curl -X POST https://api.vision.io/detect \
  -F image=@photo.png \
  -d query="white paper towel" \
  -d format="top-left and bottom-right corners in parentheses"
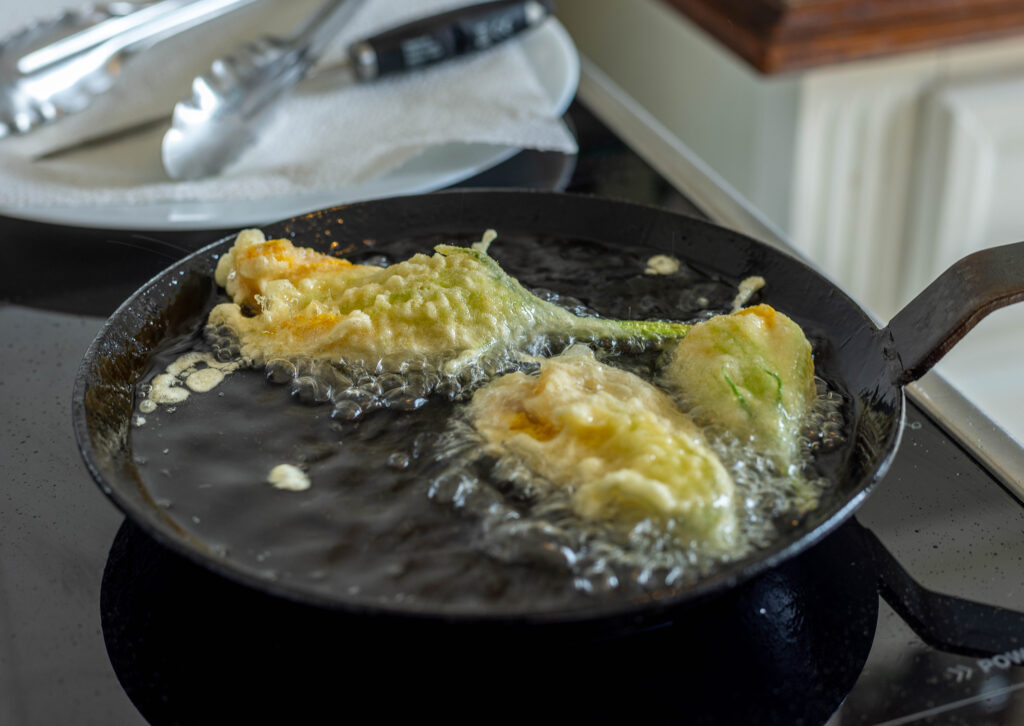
top-left (0, 0), bottom-right (577, 209)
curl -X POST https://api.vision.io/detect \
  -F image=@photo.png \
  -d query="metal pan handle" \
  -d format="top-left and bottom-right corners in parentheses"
top-left (884, 241), bottom-right (1024, 385)
top-left (854, 520), bottom-right (1024, 658)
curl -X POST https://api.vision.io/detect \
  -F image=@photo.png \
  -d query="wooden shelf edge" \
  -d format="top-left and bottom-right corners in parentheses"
top-left (660, 0), bottom-right (1024, 74)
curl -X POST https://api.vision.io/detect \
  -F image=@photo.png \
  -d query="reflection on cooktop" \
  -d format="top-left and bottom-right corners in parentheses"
top-left (100, 520), bottom-right (877, 726)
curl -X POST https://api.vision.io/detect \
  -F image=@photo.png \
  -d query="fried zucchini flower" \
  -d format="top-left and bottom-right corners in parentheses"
top-left (468, 346), bottom-right (737, 549)
top-left (664, 304), bottom-right (816, 469)
top-left (208, 229), bottom-right (690, 372)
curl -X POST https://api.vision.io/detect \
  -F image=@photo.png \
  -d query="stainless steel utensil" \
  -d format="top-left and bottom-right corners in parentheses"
top-left (162, 0), bottom-right (368, 180)
top-left (0, 0), bottom-right (261, 139)
top-left (162, 0), bottom-right (552, 180)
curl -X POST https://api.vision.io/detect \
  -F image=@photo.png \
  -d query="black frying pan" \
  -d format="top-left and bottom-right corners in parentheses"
top-left (72, 189), bottom-right (1024, 628)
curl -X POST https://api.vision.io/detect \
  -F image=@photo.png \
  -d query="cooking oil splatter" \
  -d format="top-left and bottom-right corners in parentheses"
top-left (137, 351), bottom-right (242, 421)
top-left (268, 464), bottom-right (311, 491)
top-left (644, 254), bottom-right (680, 275)
top-left (731, 276), bottom-right (766, 312)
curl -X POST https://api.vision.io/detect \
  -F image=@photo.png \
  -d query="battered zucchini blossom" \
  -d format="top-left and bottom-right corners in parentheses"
top-left (208, 229), bottom-right (690, 373)
top-left (664, 304), bottom-right (816, 470)
top-left (468, 345), bottom-right (738, 550)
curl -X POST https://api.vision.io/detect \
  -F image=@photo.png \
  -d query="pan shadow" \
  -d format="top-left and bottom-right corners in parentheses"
top-left (99, 519), bottom-right (878, 725)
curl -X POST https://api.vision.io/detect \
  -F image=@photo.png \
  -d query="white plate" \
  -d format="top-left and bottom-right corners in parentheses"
top-left (3, 19), bottom-right (579, 231)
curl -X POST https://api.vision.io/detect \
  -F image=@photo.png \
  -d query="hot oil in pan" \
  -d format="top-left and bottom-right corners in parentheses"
top-left (130, 234), bottom-right (847, 613)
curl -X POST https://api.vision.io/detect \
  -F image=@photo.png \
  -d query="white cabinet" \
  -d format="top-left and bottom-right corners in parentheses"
top-left (558, 0), bottom-right (1024, 441)
top-left (907, 72), bottom-right (1024, 294)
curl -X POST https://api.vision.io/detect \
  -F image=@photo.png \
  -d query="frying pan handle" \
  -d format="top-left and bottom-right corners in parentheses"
top-left (884, 241), bottom-right (1024, 385)
top-left (855, 520), bottom-right (1024, 658)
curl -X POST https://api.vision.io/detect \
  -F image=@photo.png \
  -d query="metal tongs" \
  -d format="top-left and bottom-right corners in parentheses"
top-left (3, 0), bottom-right (553, 178)
top-left (0, 0), bottom-right (262, 138)
top-left (162, 0), bottom-right (368, 179)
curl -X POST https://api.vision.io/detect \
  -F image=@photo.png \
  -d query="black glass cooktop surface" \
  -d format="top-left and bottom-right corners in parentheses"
top-left (2, 103), bottom-right (1023, 725)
